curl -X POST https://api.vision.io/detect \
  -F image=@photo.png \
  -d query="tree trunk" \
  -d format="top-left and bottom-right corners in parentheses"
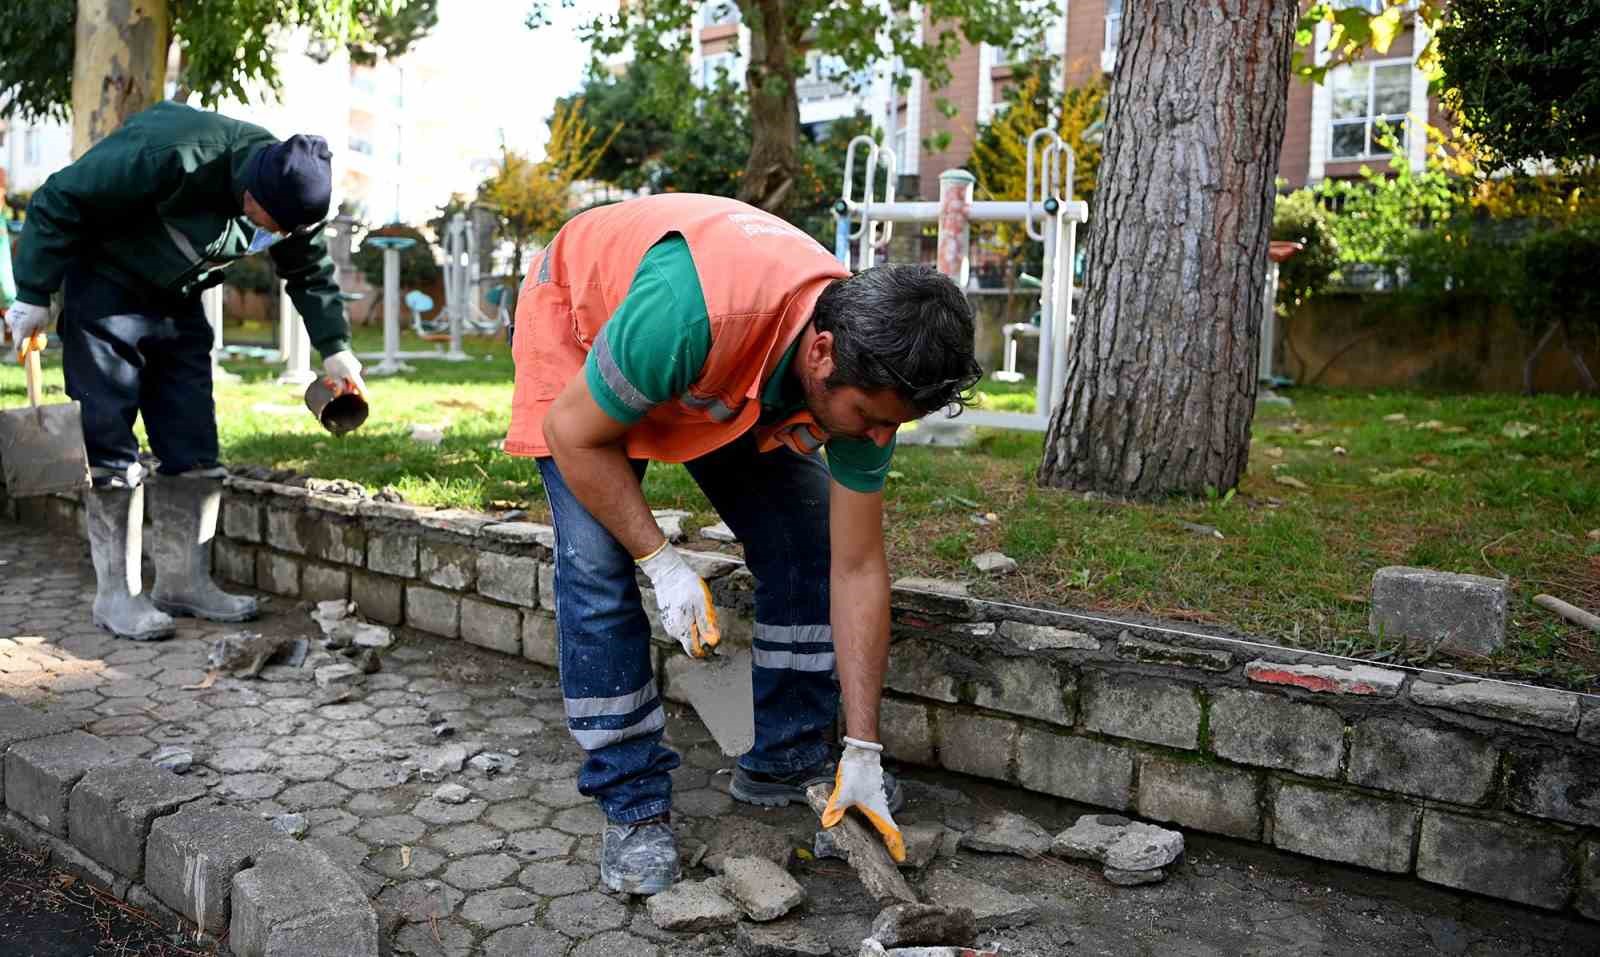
top-left (736, 0), bottom-right (800, 214)
top-left (1037, 0), bottom-right (1297, 498)
top-left (71, 0), bottom-right (170, 158)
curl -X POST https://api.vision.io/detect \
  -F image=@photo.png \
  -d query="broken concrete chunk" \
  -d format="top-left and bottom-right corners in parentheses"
top-left (700, 521), bottom-right (738, 543)
top-left (313, 599), bottom-right (353, 624)
top-left (653, 509), bottom-right (689, 543)
top-left (433, 783), bottom-right (471, 805)
top-left (898, 824), bottom-right (956, 870)
top-left (151, 745), bottom-right (193, 774)
top-left (1104, 866), bottom-right (1166, 886)
top-left (417, 743), bottom-right (469, 782)
top-left (1049, 814), bottom-right (1132, 862)
top-left (720, 856), bottom-right (806, 922)
top-left (871, 903), bottom-right (978, 948)
top-left (645, 877), bottom-right (740, 931)
top-left (921, 872), bottom-right (1037, 930)
top-left (806, 783), bottom-right (918, 905)
top-left (314, 662), bottom-right (365, 689)
top-left (814, 829), bottom-right (845, 861)
top-left (961, 811), bottom-right (1052, 859)
top-left (1051, 815), bottom-right (1183, 872)
top-left (970, 551), bottom-right (1018, 576)
top-left (269, 813), bottom-right (308, 838)
top-left (736, 922), bottom-right (831, 956)
top-left (469, 752), bottom-right (516, 775)
top-left (703, 817), bottom-right (795, 873)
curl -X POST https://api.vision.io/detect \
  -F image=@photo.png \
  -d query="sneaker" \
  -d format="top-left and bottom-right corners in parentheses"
top-left (730, 760), bottom-right (904, 812)
top-left (600, 815), bottom-right (680, 895)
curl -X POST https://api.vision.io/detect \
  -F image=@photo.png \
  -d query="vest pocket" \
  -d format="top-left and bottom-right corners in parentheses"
top-left (516, 281), bottom-right (583, 401)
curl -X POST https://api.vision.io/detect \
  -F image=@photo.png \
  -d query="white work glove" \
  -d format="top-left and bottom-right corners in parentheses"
top-left (5, 302), bottom-right (50, 360)
top-left (822, 737), bottom-right (905, 862)
top-left (322, 349), bottom-right (367, 396)
top-left (637, 542), bottom-right (721, 659)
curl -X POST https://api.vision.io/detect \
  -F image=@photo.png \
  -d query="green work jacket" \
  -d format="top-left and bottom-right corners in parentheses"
top-left (13, 101), bottom-right (350, 357)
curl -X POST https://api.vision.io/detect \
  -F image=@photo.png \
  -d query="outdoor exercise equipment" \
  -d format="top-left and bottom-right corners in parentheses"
top-left (1260, 240), bottom-right (1304, 388)
top-left (362, 234), bottom-right (420, 376)
top-left (833, 128), bottom-right (1089, 433)
top-left (992, 272), bottom-right (1043, 384)
top-left (276, 277), bottom-right (316, 387)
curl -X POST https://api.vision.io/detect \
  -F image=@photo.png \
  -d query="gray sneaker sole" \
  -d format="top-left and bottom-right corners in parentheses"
top-left (730, 770), bottom-right (905, 812)
top-left (600, 865), bottom-right (681, 896)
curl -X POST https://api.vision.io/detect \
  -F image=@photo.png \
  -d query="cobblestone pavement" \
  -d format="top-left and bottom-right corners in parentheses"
top-left (2, 521), bottom-right (1597, 957)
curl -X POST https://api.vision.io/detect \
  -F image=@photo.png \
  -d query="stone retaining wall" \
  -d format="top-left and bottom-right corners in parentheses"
top-left (6, 479), bottom-right (1598, 920)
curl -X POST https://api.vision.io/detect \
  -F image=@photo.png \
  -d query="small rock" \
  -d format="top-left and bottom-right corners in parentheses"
top-left (962, 811), bottom-right (1052, 859)
top-left (270, 813), bottom-right (308, 838)
top-left (151, 745), bottom-right (193, 774)
top-left (653, 509), bottom-right (689, 543)
top-left (970, 551), bottom-right (1018, 576)
top-left (433, 783), bottom-right (472, 805)
top-left (280, 638), bottom-right (309, 668)
top-left (314, 599), bottom-right (353, 624)
top-left (871, 903), bottom-right (978, 948)
top-left (498, 509), bottom-right (527, 522)
top-left (700, 521), bottom-right (738, 543)
top-left (736, 923), bottom-right (831, 956)
top-left (348, 622), bottom-right (394, 649)
top-left (1178, 521), bottom-right (1223, 540)
top-left (1257, 390), bottom-right (1293, 408)
top-left (417, 743), bottom-right (469, 781)
top-left (468, 752), bottom-right (516, 776)
top-left (412, 424), bottom-right (445, 445)
top-left (721, 856), bottom-right (806, 922)
top-left (314, 662), bottom-right (365, 689)
top-left (1051, 815), bottom-right (1183, 872)
top-left (1104, 866), bottom-right (1166, 886)
top-left (1333, 445), bottom-right (1348, 456)
top-left (703, 818), bottom-right (795, 873)
top-left (354, 648), bottom-right (383, 675)
top-left (375, 486), bottom-right (404, 504)
top-left (1588, 529), bottom-right (1600, 542)
top-left (305, 478), bottom-right (367, 498)
top-left (814, 829), bottom-right (846, 861)
top-left (682, 839), bottom-right (708, 870)
top-left (1501, 420), bottom-right (1538, 439)
top-left (646, 877), bottom-right (740, 932)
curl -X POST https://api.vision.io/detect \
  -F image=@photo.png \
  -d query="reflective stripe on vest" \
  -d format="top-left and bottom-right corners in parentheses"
top-left (681, 392), bottom-right (742, 422)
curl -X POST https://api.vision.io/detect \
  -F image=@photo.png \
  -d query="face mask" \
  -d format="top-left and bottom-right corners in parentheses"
top-left (248, 226), bottom-right (285, 255)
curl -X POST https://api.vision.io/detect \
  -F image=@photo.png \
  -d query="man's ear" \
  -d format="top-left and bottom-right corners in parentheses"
top-left (807, 329), bottom-right (835, 380)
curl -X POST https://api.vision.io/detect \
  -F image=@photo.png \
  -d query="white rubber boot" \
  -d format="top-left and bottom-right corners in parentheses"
top-left (85, 485), bottom-right (176, 641)
top-left (150, 472), bottom-right (259, 622)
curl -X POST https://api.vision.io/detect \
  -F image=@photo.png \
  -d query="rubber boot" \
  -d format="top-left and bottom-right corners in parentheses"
top-left (150, 473), bottom-right (259, 622)
top-left (85, 485), bottom-right (176, 641)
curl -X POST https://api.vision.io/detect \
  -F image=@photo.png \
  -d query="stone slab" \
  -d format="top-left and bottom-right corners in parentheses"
top-left (1016, 730), bottom-right (1134, 811)
top-left (721, 855), bottom-right (805, 922)
top-left (1136, 756), bottom-right (1260, 841)
top-left (1081, 675), bottom-right (1200, 750)
top-left (1347, 718), bottom-right (1498, 805)
top-left (1416, 811), bottom-right (1574, 911)
top-left (1272, 784), bottom-right (1416, 873)
top-left (147, 802), bottom-right (286, 936)
top-left (998, 620), bottom-right (1099, 652)
top-left (231, 842), bottom-right (380, 957)
top-left (68, 760), bottom-right (207, 879)
top-left (1409, 679), bottom-right (1580, 732)
top-left (1244, 659), bottom-right (1404, 696)
top-left (0, 702), bottom-right (80, 799)
top-left (702, 817), bottom-right (794, 873)
top-left (961, 810), bottom-right (1052, 859)
top-left (872, 903), bottom-right (978, 948)
top-left (1115, 634), bottom-right (1232, 672)
top-left (1370, 565), bottom-right (1508, 656)
top-left (6, 731), bottom-right (128, 835)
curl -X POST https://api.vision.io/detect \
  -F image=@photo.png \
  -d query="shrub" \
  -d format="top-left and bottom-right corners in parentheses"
top-left (1272, 189), bottom-right (1340, 308)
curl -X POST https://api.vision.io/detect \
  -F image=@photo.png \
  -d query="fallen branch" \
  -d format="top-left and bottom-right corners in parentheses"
top-left (1534, 594), bottom-right (1600, 635)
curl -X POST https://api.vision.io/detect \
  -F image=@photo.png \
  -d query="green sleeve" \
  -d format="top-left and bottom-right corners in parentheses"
top-left (0, 223), bottom-right (15, 308)
top-left (12, 140), bottom-right (184, 306)
top-left (583, 235), bottom-right (711, 425)
top-left (825, 434), bottom-right (898, 493)
top-left (270, 231), bottom-right (350, 359)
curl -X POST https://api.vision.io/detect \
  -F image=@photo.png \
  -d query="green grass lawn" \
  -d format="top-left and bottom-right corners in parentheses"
top-left (4, 322), bottom-right (1597, 689)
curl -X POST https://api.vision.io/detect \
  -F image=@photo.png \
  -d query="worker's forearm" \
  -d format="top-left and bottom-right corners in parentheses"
top-left (832, 559), bottom-right (891, 742)
top-left (546, 438), bottom-right (664, 559)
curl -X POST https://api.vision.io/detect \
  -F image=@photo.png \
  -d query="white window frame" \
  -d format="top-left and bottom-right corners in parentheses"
top-left (1326, 57), bottom-right (1413, 161)
top-left (1102, 0), bottom-right (1123, 74)
top-left (702, 1), bottom-right (739, 28)
top-left (701, 51), bottom-right (737, 88)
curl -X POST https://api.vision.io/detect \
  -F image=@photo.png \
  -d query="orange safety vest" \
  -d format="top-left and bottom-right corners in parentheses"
top-left (504, 193), bottom-right (849, 462)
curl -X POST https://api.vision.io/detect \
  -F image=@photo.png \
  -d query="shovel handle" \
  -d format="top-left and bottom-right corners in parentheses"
top-left (24, 347), bottom-right (43, 409)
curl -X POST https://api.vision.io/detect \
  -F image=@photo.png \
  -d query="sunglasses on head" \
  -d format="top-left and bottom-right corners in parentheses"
top-left (868, 351), bottom-right (984, 406)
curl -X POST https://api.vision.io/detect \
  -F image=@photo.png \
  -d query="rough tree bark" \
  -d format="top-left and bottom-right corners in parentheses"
top-left (71, 0), bottom-right (171, 157)
top-left (1038, 0), bottom-right (1298, 498)
top-left (736, 0), bottom-right (800, 214)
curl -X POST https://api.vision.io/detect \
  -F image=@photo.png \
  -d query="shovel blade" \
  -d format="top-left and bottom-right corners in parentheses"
top-left (0, 400), bottom-right (91, 498)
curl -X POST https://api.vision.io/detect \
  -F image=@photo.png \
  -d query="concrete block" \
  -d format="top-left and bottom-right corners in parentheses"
top-left (937, 711), bottom-right (1015, 782)
top-left (266, 507), bottom-right (305, 554)
top-left (972, 655), bottom-right (1074, 725)
top-left (0, 702), bottom-right (81, 801)
top-left (884, 639), bottom-right (959, 703)
top-left (1081, 674), bottom-right (1200, 750)
top-left (1578, 842), bottom-right (1600, 921)
top-left (305, 517), bottom-right (365, 566)
top-left (1348, 718), bottom-right (1498, 804)
top-left (1208, 689), bottom-right (1344, 779)
top-left (997, 620), bottom-right (1099, 652)
top-left (539, 563), bottom-right (556, 613)
top-left (300, 563), bottom-right (350, 603)
top-left (479, 551), bottom-right (541, 607)
top-left (69, 760), bottom-right (207, 879)
top-left (222, 498), bottom-right (262, 543)
top-left (522, 611), bottom-right (559, 668)
top-left (1370, 565), bottom-right (1508, 656)
top-left (1137, 755), bottom-right (1260, 840)
top-left (1016, 729), bottom-right (1133, 811)
top-left (461, 597), bottom-right (521, 656)
top-left (406, 585), bottom-right (461, 638)
top-left (1410, 679), bottom-right (1580, 732)
top-left (214, 539), bottom-right (257, 587)
top-left (1416, 811), bottom-right (1574, 910)
top-left (367, 530), bottom-right (419, 578)
top-left (721, 856), bottom-right (805, 921)
top-left (417, 509), bottom-right (492, 537)
top-left (1580, 709), bottom-right (1600, 746)
top-left (1115, 634), bottom-right (1232, 671)
top-left (1244, 659), bottom-right (1404, 696)
top-left (1272, 783), bottom-right (1416, 873)
top-left (231, 842), bottom-right (379, 957)
top-left (879, 697), bottom-right (934, 766)
top-left (1508, 750), bottom-right (1600, 827)
top-left (351, 571), bottom-right (403, 626)
top-left (254, 550), bottom-right (300, 597)
top-left (804, 784), bottom-right (917, 905)
top-left (6, 732), bottom-right (128, 835)
top-left (481, 521), bottom-right (556, 550)
top-left (147, 803), bottom-right (285, 936)
top-left (420, 540), bottom-right (477, 591)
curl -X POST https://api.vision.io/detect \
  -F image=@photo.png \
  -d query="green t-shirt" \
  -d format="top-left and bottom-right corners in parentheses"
top-left (584, 235), bottom-right (896, 493)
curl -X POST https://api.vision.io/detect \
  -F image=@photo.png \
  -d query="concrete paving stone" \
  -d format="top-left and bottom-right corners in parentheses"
top-left (104, 645), bottom-right (162, 664)
top-left (356, 814), bottom-right (429, 845)
top-left (450, 885), bottom-right (540, 931)
top-left (408, 677), bottom-right (457, 695)
top-left (209, 746), bottom-right (276, 773)
top-left (676, 787), bottom-right (736, 818)
top-left (534, 778), bottom-right (589, 808)
top-left (325, 718), bottom-right (390, 744)
top-left (392, 920), bottom-right (475, 957)
top-left (415, 796), bottom-right (489, 825)
top-left (922, 870), bottom-right (1038, 930)
top-left (146, 802), bottom-right (283, 936)
top-left (544, 890), bottom-right (629, 937)
top-left (377, 878), bottom-right (466, 923)
top-left (427, 822), bottom-right (507, 855)
top-left (105, 734), bottom-right (156, 757)
top-left (68, 759), bottom-right (209, 879)
top-left (335, 760), bottom-right (408, 790)
top-left (426, 690), bottom-right (474, 711)
top-left (473, 698), bottom-right (528, 718)
top-left (369, 843), bottom-right (447, 879)
top-left (100, 678), bottom-right (161, 698)
top-left (441, 852), bottom-right (521, 891)
top-left (230, 841), bottom-right (379, 957)
top-left (551, 804), bottom-right (608, 835)
top-left (306, 807), bottom-right (361, 835)
top-left (215, 772), bottom-right (286, 801)
top-left (44, 691), bottom-right (103, 713)
top-left (486, 715), bottom-right (546, 736)
top-left (481, 924), bottom-right (573, 957)
top-left (153, 667), bottom-right (211, 688)
top-left (6, 730), bottom-right (129, 834)
top-left (571, 931), bottom-right (660, 957)
top-left (105, 660), bottom-right (163, 678)
top-left (519, 860), bottom-right (596, 896)
top-left (309, 832), bottom-right (372, 869)
top-left (362, 689), bottom-right (417, 708)
top-left (88, 714), bottom-right (156, 736)
top-left (507, 827), bottom-right (576, 860)
top-left (278, 753), bottom-right (342, 781)
top-left (350, 789), bottom-right (416, 817)
top-left (319, 701), bottom-right (376, 721)
top-left (734, 923), bottom-right (834, 956)
top-left (485, 801), bottom-right (549, 831)
top-left (375, 705), bottom-right (432, 726)
top-left (209, 707), bottom-right (273, 732)
top-left (468, 773), bottom-right (540, 804)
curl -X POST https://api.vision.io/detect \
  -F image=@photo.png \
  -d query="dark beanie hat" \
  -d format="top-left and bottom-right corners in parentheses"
top-left (246, 134), bottom-right (333, 231)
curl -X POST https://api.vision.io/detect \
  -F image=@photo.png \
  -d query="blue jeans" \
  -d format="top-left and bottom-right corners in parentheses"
top-left (58, 264), bottom-right (218, 486)
top-left (538, 431), bottom-right (838, 824)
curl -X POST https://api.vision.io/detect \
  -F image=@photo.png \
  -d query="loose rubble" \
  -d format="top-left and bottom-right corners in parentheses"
top-left (871, 903), bottom-right (978, 948)
top-left (646, 878), bottom-right (741, 931)
top-left (702, 817), bottom-right (795, 873)
top-left (1050, 814), bottom-right (1185, 884)
top-left (805, 783), bottom-right (917, 904)
top-left (721, 856), bottom-right (806, 922)
top-left (150, 744), bottom-right (193, 774)
top-left (269, 813), bottom-right (309, 838)
top-left (961, 810), bottom-right (1052, 859)
top-left (433, 783), bottom-right (472, 805)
